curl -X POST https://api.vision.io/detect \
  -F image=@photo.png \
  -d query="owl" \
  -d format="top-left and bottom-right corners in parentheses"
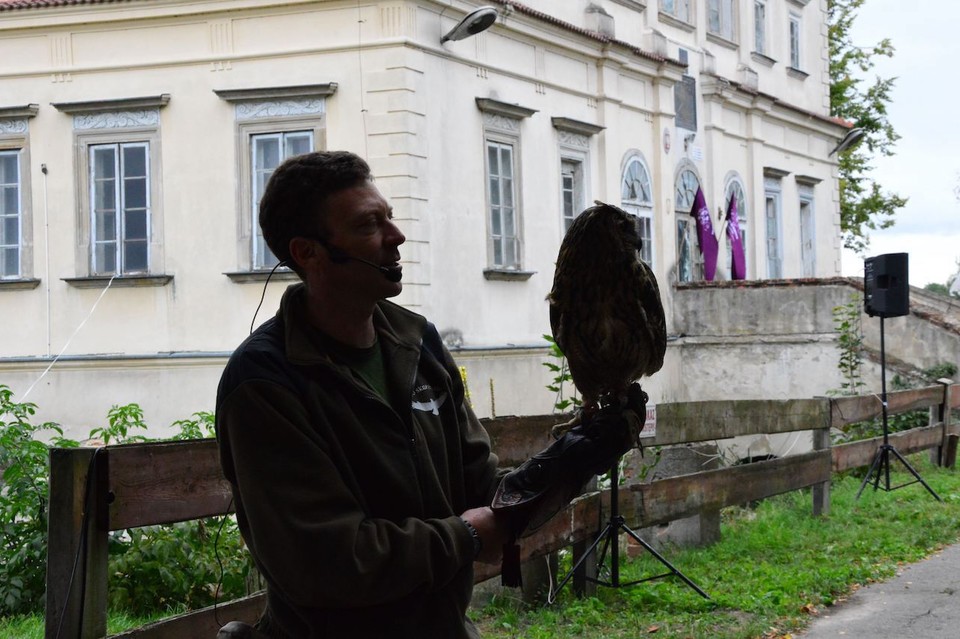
top-left (548, 201), bottom-right (666, 433)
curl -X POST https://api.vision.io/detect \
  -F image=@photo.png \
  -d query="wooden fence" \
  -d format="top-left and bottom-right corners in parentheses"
top-left (45, 382), bottom-right (959, 639)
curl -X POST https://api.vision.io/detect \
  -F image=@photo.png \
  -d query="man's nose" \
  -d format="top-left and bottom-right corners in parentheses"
top-left (386, 220), bottom-right (406, 246)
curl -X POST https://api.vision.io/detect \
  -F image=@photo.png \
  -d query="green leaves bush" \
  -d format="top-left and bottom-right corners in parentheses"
top-left (0, 386), bottom-right (74, 616)
top-left (0, 384), bottom-right (258, 620)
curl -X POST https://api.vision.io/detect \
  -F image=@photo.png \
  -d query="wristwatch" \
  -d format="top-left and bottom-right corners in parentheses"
top-left (461, 518), bottom-right (482, 559)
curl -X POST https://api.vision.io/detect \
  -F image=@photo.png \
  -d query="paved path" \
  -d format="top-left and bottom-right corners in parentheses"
top-left (798, 542), bottom-right (960, 638)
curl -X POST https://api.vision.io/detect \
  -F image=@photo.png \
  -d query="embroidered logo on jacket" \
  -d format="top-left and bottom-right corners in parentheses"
top-left (412, 384), bottom-right (448, 416)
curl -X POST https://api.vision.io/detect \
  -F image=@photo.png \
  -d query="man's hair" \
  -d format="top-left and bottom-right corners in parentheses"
top-left (258, 150), bottom-right (372, 268)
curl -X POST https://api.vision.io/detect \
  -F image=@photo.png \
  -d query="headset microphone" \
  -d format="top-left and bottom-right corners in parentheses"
top-left (322, 242), bottom-right (403, 283)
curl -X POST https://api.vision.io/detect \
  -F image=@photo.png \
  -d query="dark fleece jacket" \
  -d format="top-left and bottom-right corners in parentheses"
top-left (216, 284), bottom-right (502, 638)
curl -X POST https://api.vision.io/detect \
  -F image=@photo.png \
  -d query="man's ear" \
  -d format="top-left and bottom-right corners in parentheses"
top-left (288, 237), bottom-right (323, 273)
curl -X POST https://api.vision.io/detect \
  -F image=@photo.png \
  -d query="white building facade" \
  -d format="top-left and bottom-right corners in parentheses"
top-left (0, 0), bottom-right (846, 437)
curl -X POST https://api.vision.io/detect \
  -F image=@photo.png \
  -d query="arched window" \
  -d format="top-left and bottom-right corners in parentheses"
top-left (621, 154), bottom-right (654, 265)
top-left (724, 176), bottom-right (747, 278)
top-left (675, 166), bottom-right (701, 282)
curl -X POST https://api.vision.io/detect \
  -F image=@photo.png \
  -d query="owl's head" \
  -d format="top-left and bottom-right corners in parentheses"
top-left (565, 201), bottom-right (643, 259)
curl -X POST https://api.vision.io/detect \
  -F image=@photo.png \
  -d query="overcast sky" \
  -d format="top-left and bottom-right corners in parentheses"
top-left (838, 0), bottom-right (960, 287)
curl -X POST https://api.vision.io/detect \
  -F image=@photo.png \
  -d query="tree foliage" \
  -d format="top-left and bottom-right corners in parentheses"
top-left (829, 0), bottom-right (907, 253)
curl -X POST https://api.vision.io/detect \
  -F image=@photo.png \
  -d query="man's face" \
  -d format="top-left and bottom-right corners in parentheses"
top-left (320, 182), bottom-right (406, 300)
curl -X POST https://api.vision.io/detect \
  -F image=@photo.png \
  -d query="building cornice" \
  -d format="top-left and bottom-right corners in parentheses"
top-left (0, 104), bottom-right (39, 118)
top-left (214, 83), bottom-right (338, 103)
top-left (550, 117), bottom-right (604, 136)
top-left (701, 72), bottom-right (848, 133)
top-left (486, 0), bottom-right (685, 71)
top-left (475, 98), bottom-right (537, 120)
top-left (52, 94), bottom-right (170, 114)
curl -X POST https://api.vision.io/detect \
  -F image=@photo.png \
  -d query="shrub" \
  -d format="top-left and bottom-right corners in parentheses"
top-left (0, 386), bottom-right (76, 615)
top-left (0, 386), bottom-right (257, 620)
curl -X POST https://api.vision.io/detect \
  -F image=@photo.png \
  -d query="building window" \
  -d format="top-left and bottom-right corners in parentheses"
top-left (487, 140), bottom-right (520, 269)
top-left (477, 98), bottom-right (536, 276)
top-left (789, 13), bottom-right (802, 69)
top-left (0, 106), bottom-right (37, 285)
top-left (675, 167), bottom-right (702, 282)
top-left (53, 95), bottom-right (169, 281)
top-left (214, 84), bottom-right (336, 276)
top-left (251, 131), bottom-right (314, 269)
top-left (552, 116), bottom-right (602, 237)
top-left (724, 177), bottom-right (747, 278)
top-left (0, 149), bottom-right (21, 279)
top-left (661, 0), bottom-right (691, 22)
top-left (754, 0), bottom-right (766, 54)
top-left (561, 158), bottom-right (584, 234)
top-left (764, 176), bottom-right (783, 279)
top-left (89, 142), bottom-right (150, 275)
top-left (621, 154), bottom-right (654, 265)
top-left (708, 0), bottom-right (736, 41)
top-left (799, 184), bottom-right (816, 277)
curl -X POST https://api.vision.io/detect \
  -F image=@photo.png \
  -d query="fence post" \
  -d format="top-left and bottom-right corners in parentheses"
top-left (938, 379), bottom-right (956, 468)
top-left (45, 447), bottom-right (110, 639)
top-left (812, 398), bottom-right (831, 516)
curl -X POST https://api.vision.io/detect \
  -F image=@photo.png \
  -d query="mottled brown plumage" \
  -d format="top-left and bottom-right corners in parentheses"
top-left (548, 201), bottom-right (666, 427)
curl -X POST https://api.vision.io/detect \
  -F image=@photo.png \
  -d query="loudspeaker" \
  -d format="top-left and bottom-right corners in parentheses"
top-left (864, 253), bottom-right (909, 318)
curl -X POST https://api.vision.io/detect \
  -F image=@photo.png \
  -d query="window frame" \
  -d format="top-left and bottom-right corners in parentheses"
top-left (621, 153), bottom-right (655, 266)
top-left (0, 106), bottom-right (37, 287)
top-left (799, 184), bottom-right (816, 277)
top-left (763, 176), bottom-right (783, 279)
top-left (660, 0), bottom-right (692, 24)
top-left (724, 175), bottom-right (748, 279)
top-left (74, 126), bottom-right (164, 281)
top-left (247, 126), bottom-right (318, 271)
top-left (707, 0), bottom-right (737, 42)
top-left (214, 84), bottom-right (335, 279)
top-left (53, 95), bottom-right (169, 286)
top-left (88, 141), bottom-right (151, 276)
top-left (0, 148), bottom-right (23, 280)
top-left (789, 12), bottom-right (802, 70)
top-left (675, 165), bottom-right (703, 283)
top-left (484, 134), bottom-right (522, 270)
top-left (477, 98), bottom-right (537, 280)
top-left (552, 116), bottom-right (602, 238)
top-left (754, 0), bottom-right (767, 55)
top-left (560, 156), bottom-right (585, 235)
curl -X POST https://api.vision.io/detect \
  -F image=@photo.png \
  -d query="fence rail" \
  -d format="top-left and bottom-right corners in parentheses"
top-left (45, 382), bottom-right (958, 639)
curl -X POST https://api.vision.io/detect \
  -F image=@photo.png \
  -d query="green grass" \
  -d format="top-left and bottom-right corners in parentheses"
top-left (471, 455), bottom-right (960, 639)
top-left (5, 456), bottom-right (959, 639)
top-left (0, 609), bottom-right (175, 639)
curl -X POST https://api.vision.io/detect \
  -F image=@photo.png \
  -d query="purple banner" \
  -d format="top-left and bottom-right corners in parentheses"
top-left (726, 191), bottom-right (746, 280)
top-left (690, 187), bottom-right (718, 281)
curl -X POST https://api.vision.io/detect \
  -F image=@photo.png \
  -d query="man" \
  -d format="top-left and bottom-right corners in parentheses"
top-left (216, 151), bottom-right (509, 638)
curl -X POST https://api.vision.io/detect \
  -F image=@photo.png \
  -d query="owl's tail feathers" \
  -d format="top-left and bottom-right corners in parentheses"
top-left (490, 392), bottom-right (647, 586)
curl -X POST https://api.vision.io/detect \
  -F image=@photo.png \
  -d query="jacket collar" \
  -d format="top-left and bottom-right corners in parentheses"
top-left (277, 283), bottom-right (427, 367)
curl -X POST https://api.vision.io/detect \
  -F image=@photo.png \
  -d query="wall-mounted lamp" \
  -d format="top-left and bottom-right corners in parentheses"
top-left (441, 6), bottom-right (498, 44)
top-left (829, 127), bottom-right (865, 156)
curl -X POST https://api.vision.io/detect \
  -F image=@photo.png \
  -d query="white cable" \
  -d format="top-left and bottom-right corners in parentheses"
top-left (41, 164), bottom-right (51, 357)
top-left (356, 0), bottom-right (369, 159)
top-left (22, 274), bottom-right (117, 401)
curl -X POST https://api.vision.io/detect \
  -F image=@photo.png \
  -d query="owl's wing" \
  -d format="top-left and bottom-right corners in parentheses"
top-left (633, 258), bottom-right (667, 375)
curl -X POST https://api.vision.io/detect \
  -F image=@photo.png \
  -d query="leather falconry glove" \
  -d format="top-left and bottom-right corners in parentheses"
top-left (490, 383), bottom-right (648, 586)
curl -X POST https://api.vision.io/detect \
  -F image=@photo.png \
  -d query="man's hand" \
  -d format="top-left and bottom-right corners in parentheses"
top-left (461, 506), bottom-right (510, 565)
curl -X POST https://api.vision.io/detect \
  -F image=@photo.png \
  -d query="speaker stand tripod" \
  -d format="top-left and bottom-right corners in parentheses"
top-left (551, 460), bottom-right (709, 600)
top-left (856, 314), bottom-right (941, 502)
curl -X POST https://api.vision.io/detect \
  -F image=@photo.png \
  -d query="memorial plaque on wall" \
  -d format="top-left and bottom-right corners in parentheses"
top-left (674, 75), bottom-right (697, 132)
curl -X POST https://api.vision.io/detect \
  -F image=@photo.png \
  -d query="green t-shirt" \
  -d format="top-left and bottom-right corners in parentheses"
top-left (316, 332), bottom-right (389, 404)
